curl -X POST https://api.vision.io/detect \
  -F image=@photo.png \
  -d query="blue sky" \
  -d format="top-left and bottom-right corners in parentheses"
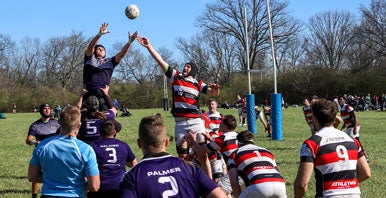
top-left (1, 0), bottom-right (371, 59)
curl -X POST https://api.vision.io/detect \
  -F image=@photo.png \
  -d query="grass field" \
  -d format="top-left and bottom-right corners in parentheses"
top-left (0, 107), bottom-right (385, 198)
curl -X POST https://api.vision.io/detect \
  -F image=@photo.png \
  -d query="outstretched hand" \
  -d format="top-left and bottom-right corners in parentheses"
top-left (99, 23), bottom-right (111, 35)
top-left (208, 83), bottom-right (221, 89)
top-left (129, 31), bottom-right (138, 43)
top-left (208, 83), bottom-right (221, 96)
top-left (137, 36), bottom-right (150, 47)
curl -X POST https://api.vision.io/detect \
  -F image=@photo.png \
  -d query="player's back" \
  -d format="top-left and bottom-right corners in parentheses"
top-left (119, 154), bottom-right (217, 197)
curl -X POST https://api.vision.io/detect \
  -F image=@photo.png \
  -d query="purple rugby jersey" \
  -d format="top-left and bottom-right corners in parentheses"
top-left (119, 153), bottom-right (218, 197)
top-left (91, 138), bottom-right (136, 191)
top-left (83, 55), bottom-right (119, 92)
top-left (78, 109), bottom-right (115, 144)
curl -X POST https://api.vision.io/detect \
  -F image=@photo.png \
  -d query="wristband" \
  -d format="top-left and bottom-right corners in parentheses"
top-left (31, 140), bottom-right (37, 145)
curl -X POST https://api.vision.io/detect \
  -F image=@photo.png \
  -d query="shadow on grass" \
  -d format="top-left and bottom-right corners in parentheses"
top-left (0, 175), bottom-right (28, 179)
top-left (0, 175), bottom-right (30, 195)
top-left (0, 189), bottom-right (30, 194)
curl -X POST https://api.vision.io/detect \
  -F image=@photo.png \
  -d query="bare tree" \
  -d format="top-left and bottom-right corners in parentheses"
top-left (9, 37), bottom-right (41, 87)
top-left (115, 43), bottom-right (169, 85)
top-left (42, 32), bottom-right (86, 93)
top-left (0, 34), bottom-right (15, 87)
top-left (357, 0), bottom-right (386, 65)
top-left (307, 10), bottom-right (356, 69)
top-left (275, 34), bottom-right (304, 70)
top-left (176, 31), bottom-right (240, 87)
top-left (196, 0), bottom-right (301, 71)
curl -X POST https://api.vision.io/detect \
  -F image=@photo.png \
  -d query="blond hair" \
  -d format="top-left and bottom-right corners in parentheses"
top-left (59, 106), bottom-right (80, 133)
top-left (138, 115), bottom-right (167, 148)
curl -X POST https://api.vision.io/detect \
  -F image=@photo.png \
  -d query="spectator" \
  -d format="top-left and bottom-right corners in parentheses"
top-left (235, 95), bottom-right (245, 126)
top-left (54, 105), bottom-right (62, 119)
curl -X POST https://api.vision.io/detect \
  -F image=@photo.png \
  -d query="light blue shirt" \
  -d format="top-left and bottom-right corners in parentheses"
top-left (30, 134), bottom-right (99, 197)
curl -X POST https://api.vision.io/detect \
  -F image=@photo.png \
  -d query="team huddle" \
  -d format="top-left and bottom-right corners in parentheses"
top-left (26, 23), bottom-right (371, 198)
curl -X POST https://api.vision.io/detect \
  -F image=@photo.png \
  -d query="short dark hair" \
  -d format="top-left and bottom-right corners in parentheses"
top-left (93, 44), bottom-right (106, 58)
top-left (100, 120), bottom-right (115, 137)
top-left (221, 115), bottom-right (237, 130)
top-left (237, 130), bottom-right (254, 145)
top-left (311, 98), bottom-right (337, 127)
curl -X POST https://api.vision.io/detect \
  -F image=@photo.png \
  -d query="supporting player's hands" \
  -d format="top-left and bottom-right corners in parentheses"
top-left (129, 31), bottom-right (138, 44)
top-left (98, 22), bottom-right (111, 35)
top-left (100, 85), bottom-right (110, 96)
top-left (202, 132), bottom-right (212, 142)
top-left (137, 36), bottom-right (150, 47)
top-left (184, 130), bottom-right (196, 146)
top-left (80, 88), bottom-right (88, 96)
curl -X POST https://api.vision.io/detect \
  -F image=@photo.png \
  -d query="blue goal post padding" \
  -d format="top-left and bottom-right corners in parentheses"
top-left (271, 93), bottom-right (283, 140)
top-left (246, 94), bottom-right (257, 134)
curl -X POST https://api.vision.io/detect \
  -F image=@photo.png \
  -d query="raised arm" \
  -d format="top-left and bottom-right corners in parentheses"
top-left (114, 31), bottom-right (138, 63)
top-left (85, 23), bottom-right (110, 57)
top-left (76, 89), bottom-right (88, 109)
top-left (100, 85), bottom-right (117, 115)
top-left (137, 36), bottom-right (168, 72)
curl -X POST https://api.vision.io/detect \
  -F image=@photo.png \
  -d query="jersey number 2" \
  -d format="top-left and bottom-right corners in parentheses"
top-left (158, 176), bottom-right (178, 198)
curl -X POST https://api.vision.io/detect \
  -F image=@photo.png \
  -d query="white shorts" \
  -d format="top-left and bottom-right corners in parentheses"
top-left (217, 174), bottom-right (245, 195)
top-left (346, 125), bottom-right (360, 138)
top-left (174, 118), bottom-right (206, 146)
top-left (239, 182), bottom-right (287, 198)
top-left (210, 157), bottom-right (226, 179)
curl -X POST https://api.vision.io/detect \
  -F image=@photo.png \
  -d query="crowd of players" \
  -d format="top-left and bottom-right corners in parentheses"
top-left (25, 23), bottom-right (371, 198)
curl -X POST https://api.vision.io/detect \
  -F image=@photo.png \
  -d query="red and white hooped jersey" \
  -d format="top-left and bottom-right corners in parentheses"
top-left (303, 105), bottom-right (313, 124)
top-left (300, 127), bottom-right (363, 197)
top-left (206, 111), bottom-right (223, 131)
top-left (166, 68), bottom-right (207, 118)
top-left (208, 131), bottom-right (238, 161)
top-left (228, 144), bottom-right (285, 185)
top-left (340, 104), bottom-right (356, 128)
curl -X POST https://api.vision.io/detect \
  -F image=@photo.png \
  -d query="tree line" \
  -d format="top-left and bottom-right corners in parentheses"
top-left (0, 0), bottom-right (385, 113)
